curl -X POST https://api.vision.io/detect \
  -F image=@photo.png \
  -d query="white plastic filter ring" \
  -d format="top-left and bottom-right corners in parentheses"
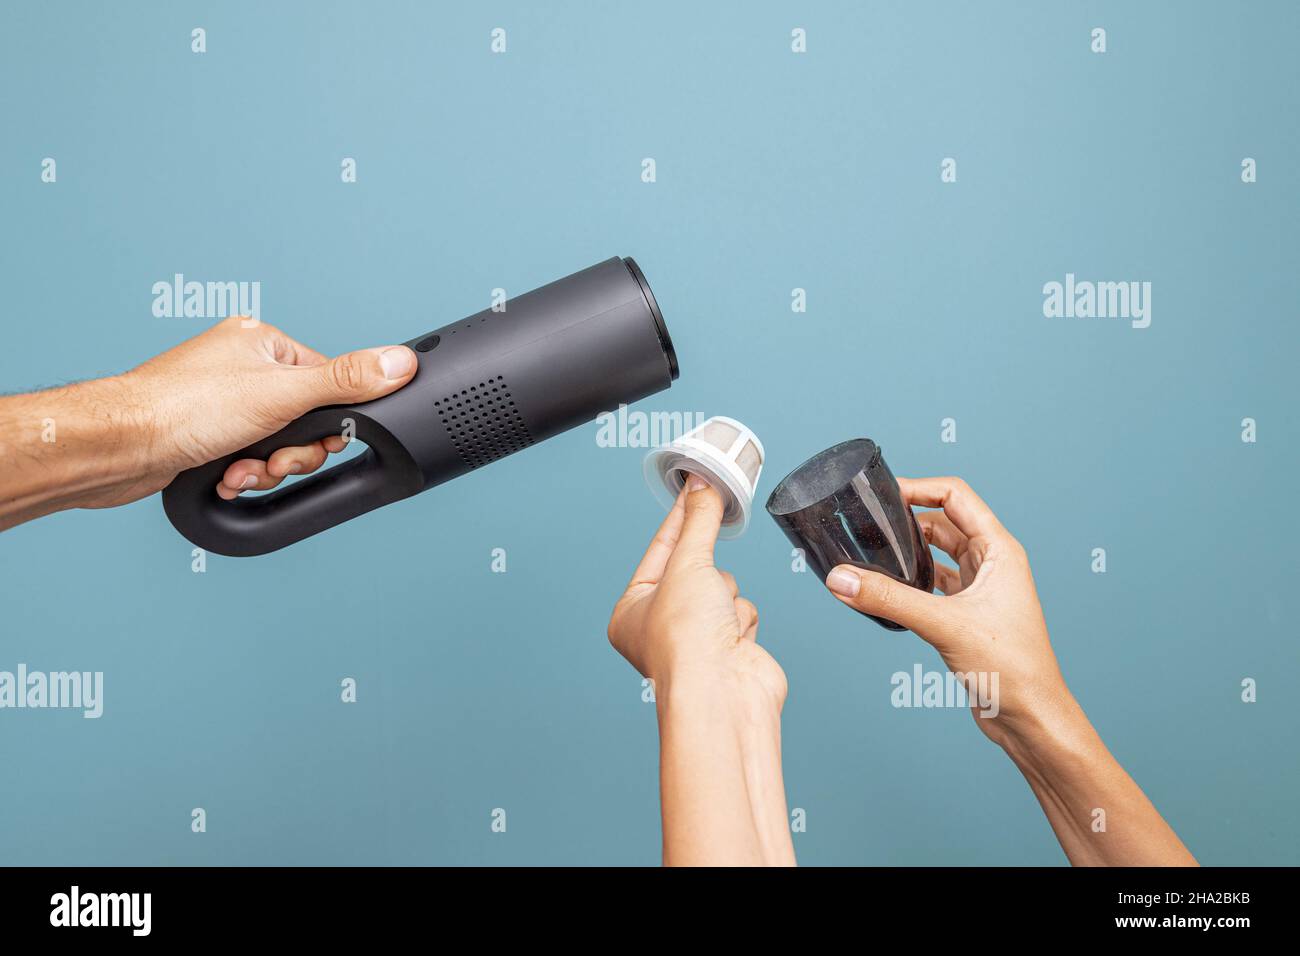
top-left (642, 416), bottom-right (765, 539)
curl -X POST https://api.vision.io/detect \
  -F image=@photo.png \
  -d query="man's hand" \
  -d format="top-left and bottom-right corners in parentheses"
top-left (0, 317), bottom-right (417, 528)
top-left (129, 317), bottom-right (417, 500)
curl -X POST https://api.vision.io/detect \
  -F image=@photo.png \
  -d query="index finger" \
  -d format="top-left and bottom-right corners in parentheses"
top-left (265, 327), bottom-right (329, 367)
top-left (897, 476), bottom-right (1004, 541)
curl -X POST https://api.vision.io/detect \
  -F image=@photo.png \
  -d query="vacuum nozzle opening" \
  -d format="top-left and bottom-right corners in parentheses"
top-left (624, 256), bottom-right (678, 381)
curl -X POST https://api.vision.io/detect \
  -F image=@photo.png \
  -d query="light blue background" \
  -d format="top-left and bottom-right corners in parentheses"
top-left (1, 1), bottom-right (1296, 865)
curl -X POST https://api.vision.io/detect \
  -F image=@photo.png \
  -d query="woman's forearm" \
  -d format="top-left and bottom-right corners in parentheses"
top-left (656, 672), bottom-right (795, 867)
top-left (1001, 694), bottom-right (1197, 866)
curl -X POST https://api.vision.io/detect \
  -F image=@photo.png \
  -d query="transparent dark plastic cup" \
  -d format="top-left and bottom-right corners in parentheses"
top-left (766, 439), bottom-right (934, 631)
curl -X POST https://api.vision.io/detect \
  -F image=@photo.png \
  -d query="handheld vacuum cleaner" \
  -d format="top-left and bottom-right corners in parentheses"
top-left (162, 256), bottom-right (678, 556)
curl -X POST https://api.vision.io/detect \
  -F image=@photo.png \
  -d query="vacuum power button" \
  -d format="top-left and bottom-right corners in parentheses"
top-left (415, 335), bottom-right (440, 352)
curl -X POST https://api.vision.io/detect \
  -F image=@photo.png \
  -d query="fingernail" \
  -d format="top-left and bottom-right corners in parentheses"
top-left (240, 475), bottom-right (257, 490)
top-left (686, 474), bottom-right (709, 492)
top-left (379, 347), bottom-right (415, 379)
top-left (826, 568), bottom-right (860, 598)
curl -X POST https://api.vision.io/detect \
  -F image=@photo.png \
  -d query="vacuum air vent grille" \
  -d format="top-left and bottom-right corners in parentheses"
top-left (436, 376), bottom-right (534, 469)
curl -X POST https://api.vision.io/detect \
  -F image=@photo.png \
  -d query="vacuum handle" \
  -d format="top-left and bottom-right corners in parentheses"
top-left (161, 405), bottom-right (423, 557)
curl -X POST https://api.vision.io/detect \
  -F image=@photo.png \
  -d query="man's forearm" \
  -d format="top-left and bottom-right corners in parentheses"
top-left (1001, 694), bottom-right (1197, 866)
top-left (656, 674), bottom-right (795, 866)
top-left (0, 376), bottom-right (155, 529)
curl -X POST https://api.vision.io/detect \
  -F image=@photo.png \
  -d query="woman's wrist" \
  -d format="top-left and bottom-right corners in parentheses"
top-left (997, 689), bottom-right (1098, 775)
top-left (997, 689), bottom-right (1197, 866)
top-left (654, 661), bottom-right (783, 716)
top-left (655, 665), bottom-right (794, 866)
top-left (996, 690), bottom-right (1136, 864)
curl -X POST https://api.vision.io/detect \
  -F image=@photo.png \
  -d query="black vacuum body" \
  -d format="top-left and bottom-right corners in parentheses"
top-left (163, 256), bottom-right (678, 556)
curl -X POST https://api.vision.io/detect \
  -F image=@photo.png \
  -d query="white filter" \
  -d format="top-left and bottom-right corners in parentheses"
top-left (643, 416), bottom-right (765, 539)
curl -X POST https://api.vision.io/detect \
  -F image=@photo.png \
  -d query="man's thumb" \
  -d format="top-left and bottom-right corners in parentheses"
top-left (305, 346), bottom-right (417, 405)
top-left (825, 564), bottom-right (943, 635)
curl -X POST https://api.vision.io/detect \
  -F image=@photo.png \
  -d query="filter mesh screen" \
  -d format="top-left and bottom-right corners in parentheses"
top-left (734, 440), bottom-right (763, 487)
top-left (697, 420), bottom-right (740, 453)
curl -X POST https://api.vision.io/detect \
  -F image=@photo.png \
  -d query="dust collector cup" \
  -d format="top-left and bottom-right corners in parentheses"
top-left (643, 416), bottom-right (765, 539)
top-left (765, 439), bottom-right (934, 631)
